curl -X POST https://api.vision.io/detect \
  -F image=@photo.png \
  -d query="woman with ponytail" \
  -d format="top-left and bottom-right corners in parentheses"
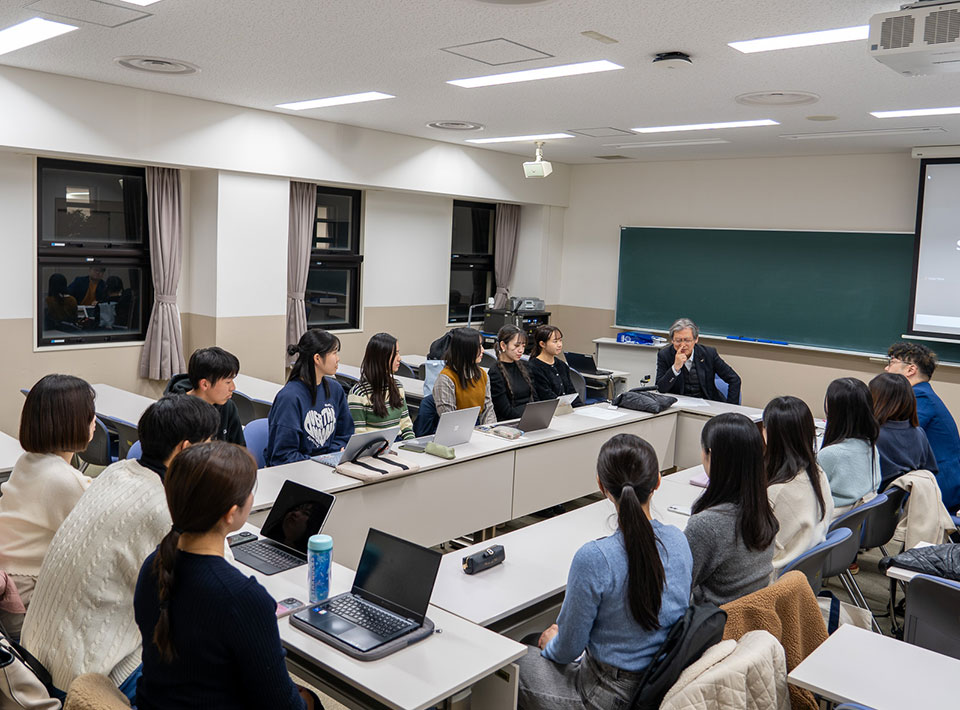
top-left (685, 413), bottom-right (778, 606)
top-left (488, 325), bottom-right (539, 421)
top-left (134, 442), bottom-right (320, 709)
top-left (265, 328), bottom-right (354, 465)
top-left (517, 434), bottom-right (693, 710)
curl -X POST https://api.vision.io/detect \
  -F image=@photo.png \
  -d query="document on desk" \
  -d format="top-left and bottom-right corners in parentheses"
top-left (573, 407), bottom-right (627, 421)
top-left (670, 395), bottom-right (712, 408)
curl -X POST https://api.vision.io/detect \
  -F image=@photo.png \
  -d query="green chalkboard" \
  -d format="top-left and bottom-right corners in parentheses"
top-left (615, 226), bottom-right (952, 357)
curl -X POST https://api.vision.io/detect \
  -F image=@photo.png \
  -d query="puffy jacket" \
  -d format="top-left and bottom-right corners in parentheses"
top-left (880, 543), bottom-right (960, 582)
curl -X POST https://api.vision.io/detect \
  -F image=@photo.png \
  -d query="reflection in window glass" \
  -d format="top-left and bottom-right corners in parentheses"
top-left (314, 193), bottom-right (353, 251)
top-left (40, 263), bottom-right (144, 341)
top-left (451, 203), bottom-right (494, 255)
top-left (306, 268), bottom-right (353, 328)
top-left (449, 269), bottom-right (493, 323)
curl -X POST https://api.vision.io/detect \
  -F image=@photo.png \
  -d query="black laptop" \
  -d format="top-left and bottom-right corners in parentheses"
top-left (565, 352), bottom-right (612, 376)
top-left (232, 480), bottom-right (335, 575)
top-left (291, 528), bottom-right (441, 653)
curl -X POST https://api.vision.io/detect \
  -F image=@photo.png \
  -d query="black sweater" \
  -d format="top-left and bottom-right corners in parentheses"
top-left (489, 360), bottom-right (538, 421)
top-left (165, 374), bottom-right (246, 446)
top-left (134, 551), bottom-right (305, 710)
top-left (528, 357), bottom-right (582, 406)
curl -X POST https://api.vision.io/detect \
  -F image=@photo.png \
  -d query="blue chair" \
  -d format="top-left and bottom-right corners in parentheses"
top-left (713, 375), bottom-right (740, 404)
top-left (413, 395), bottom-right (439, 437)
top-left (835, 704), bottom-right (876, 710)
top-left (904, 574), bottom-right (960, 660)
top-left (569, 368), bottom-right (604, 405)
top-left (244, 418), bottom-right (269, 468)
top-left (77, 417), bottom-right (118, 472)
top-left (126, 440), bottom-right (142, 459)
top-left (779, 527), bottom-right (852, 594)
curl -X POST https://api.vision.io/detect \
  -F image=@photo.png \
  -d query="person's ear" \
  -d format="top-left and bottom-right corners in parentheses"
top-left (172, 440), bottom-right (191, 457)
top-left (221, 503), bottom-right (241, 529)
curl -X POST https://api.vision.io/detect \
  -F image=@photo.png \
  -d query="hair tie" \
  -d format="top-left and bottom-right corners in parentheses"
top-left (172, 525), bottom-right (183, 535)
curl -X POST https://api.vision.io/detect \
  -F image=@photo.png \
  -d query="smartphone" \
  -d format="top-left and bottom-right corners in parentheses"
top-left (227, 531), bottom-right (257, 547)
top-left (276, 597), bottom-right (308, 618)
top-left (399, 441), bottom-right (428, 453)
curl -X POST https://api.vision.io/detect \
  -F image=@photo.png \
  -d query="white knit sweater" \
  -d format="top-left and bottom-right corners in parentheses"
top-left (0, 453), bottom-right (91, 577)
top-left (21, 458), bottom-right (170, 690)
top-left (768, 466), bottom-right (834, 571)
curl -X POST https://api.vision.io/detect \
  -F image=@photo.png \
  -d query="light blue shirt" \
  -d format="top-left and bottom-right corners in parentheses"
top-left (543, 521), bottom-right (693, 672)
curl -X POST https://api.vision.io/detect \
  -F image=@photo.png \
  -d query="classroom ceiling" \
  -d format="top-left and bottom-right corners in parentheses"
top-left (3, 0), bottom-right (960, 165)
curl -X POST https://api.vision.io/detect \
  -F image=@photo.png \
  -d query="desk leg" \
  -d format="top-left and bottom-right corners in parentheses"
top-left (467, 662), bottom-right (519, 710)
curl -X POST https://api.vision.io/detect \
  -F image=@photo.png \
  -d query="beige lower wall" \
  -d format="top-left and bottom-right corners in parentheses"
top-left (338, 305), bottom-right (451, 365)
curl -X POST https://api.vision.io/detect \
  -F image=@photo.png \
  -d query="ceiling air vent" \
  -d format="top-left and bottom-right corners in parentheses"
top-left (925, 8), bottom-right (960, 45)
top-left (595, 155), bottom-right (631, 160)
top-left (880, 14), bottom-right (916, 49)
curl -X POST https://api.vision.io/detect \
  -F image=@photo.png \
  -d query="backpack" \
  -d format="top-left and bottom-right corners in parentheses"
top-left (427, 333), bottom-right (453, 361)
top-left (629, 604), bottom-right (727, 710)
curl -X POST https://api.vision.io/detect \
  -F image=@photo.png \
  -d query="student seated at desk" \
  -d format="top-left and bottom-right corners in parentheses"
top-left (21, 395), bottom-right (219, 701)
top-left (348, 332), bottom-right (415, 440)
top-left (817, 378), bottom-right (881, 516)
top-left (0, 374), bottom-right (94, 638)
top-left (488, 324), bottom-right (539, 421)
top-left (433, 327), bottom-right (496, 425)
top-left (165, 346), bottom-right (246, 446)
top-left (763, 396), bottom-right (833, 572)
top-left (265, 329), bottom-right (354, 466)
top-left (685, 413), bottom-right (777, 606)
top-left (134, 442), bottom-right (319, 710)
top-left (884, 342), bottom-right (960, 511)
top-left (870, 372), bottom-right (937, 492)
top-left (517, 434), bottom-right (692, 710)
top-left (528, 324), bottom-right (582, 407)
top-left (44, 273), bottom-right (78, 326)
top-left (655, 318), bottom-right (741, 404)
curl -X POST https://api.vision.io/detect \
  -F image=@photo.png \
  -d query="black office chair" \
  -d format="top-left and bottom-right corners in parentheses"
top-left (231, 391), bottom-right (259, 426)
top-left (396, 362), bottom-right (418, 379)
top-left (335, 372), bottom-right (360, 391)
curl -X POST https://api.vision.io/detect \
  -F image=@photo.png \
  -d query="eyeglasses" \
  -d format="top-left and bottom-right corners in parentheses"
top-left (672, 337), bottom-right (695, 344)
top-left (886, 357), bottom-right (903, 366)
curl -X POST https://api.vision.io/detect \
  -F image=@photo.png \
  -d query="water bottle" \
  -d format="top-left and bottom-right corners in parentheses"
top-left (307, 534), bottom-right (333, 603)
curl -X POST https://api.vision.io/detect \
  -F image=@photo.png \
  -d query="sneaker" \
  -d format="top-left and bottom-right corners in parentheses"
top-left (848, 561), bottom-right (860, 575)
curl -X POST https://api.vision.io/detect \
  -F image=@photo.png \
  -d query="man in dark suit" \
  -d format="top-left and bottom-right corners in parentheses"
top-left (656, 318), bottom-right (741, 403)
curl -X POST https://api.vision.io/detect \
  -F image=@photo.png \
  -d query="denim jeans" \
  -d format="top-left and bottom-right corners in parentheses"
top-left (517, 646), bottom-right (641, 710)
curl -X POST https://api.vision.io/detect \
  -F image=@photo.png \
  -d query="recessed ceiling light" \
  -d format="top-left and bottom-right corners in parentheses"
top-left (427, 120), bottom-right (485, 131)
top-left (276, 92), bottom-right (395, 111)
top-left (632, 119), bottom-right (778, 134)
top-left (115, 56), bottom-right (199, 75)
top-left (0, 17), bottom-right (77, 57)
top-left (871, 106), bottom-right (960, 119)
top-left (604, 139), bottom-right (731, 149)
top-left (448, 59), bottom-right (622, 88)
top-left (466, 132), bottom-right (575, 144)
top-left (735, 91), bottom-right (819, 107)
top-left (780, 127), bottom-right (945, 140)
top-left (729, 25), bottom-right (868, 53)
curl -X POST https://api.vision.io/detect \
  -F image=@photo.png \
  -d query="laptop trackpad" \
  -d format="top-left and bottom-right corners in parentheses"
top-left (313, 611), bottom-right (383, 652)
top-left (340, 626), bottom-right (383, 652)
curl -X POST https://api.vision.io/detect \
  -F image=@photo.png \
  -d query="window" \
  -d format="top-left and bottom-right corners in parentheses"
top-left (449, 201), bottom-right (496, 323)
top-left (37, 158), bottom-right (152, 347)
top-left (307, 186), bottom-right (362, 330)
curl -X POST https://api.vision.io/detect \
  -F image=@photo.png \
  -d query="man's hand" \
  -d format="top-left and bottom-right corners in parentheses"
top-left (673, 349), bottom-right (689, 371)
top-left (538, 624), bottom-right (559, 649)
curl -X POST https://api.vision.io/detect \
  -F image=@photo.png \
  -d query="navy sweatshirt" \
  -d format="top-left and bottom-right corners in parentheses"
top-left (876, 419), bottom-right (939, 491)
top-left (133, 550), bottom-right (306, 710)
top-left (265, 377), bottom-right (354, 465)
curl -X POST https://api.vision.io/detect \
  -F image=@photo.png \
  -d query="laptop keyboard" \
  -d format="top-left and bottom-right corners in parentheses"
top-left (327, 595), bottom-right (411, 637)
top-left (241, 541), bottom-right (302, 570)
top-left (314, 450), bottom-right (344, 467)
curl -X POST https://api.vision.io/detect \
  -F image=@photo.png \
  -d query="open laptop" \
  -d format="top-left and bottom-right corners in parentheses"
top-left (515, 398), bottom-right (560, 432)
top-left (291, 528), bottom-right (442, 653)
top-left (405, 406), bottom-right (480, 452)
top-left (232, 480), bottom-right (335, 575)
top-left (565, 352), bottom-right (612, 376)
top-left (313, 426), bottom-right (402, 468)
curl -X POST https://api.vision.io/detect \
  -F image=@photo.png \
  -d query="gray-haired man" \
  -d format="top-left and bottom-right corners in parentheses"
top-left (655, 318), bottom-right (742, 403)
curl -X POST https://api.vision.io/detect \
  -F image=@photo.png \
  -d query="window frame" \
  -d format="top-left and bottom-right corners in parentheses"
top-left (448, 200), bottom-right (496, 324)
top-left (307, 185), bottom-right (363, 331)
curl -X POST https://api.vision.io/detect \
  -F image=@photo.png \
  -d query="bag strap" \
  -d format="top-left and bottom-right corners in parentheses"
top-left (347, 438), bottom-right (410, 476)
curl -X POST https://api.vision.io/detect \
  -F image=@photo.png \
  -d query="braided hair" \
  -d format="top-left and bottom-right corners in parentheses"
top-left (494, 325), bottom-right (534, 403)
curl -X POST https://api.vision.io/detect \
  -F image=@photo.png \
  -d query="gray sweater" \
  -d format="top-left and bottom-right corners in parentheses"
top-left (684, 502), bottom-right (774, 606)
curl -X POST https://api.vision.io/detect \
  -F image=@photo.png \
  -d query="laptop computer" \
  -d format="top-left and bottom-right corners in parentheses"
top-left (516, 398), bottom-right (560, 432)
top-left (405, 406), bottom-right (480, 452)
top-left (291, 528), bottom-right (442, 653)
top-left (565, 352), bottom-right (612, 376)
top-left (232, 480), bottom-right (335, 575)
top-left (313, 426), bottom-right (402, 468)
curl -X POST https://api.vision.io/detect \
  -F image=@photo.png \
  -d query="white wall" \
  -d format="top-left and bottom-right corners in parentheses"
top-left (0, 152), bottom-right (36, 320)
top-left (181, 169), bottom-right (218, 317)
top-left (561, 153), bottom-right (920, 310)
top-left (512, 204), bottom-right (565, 303)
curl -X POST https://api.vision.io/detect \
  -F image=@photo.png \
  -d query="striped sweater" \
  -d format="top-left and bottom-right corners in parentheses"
top-left (348, 379), bottom-right (415, 440)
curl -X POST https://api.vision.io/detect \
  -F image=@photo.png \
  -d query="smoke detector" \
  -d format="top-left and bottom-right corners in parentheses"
top-left (115, 56), bottom-right (199, 75)
top-left (427, 120), bottom-right (485, 131)
top-left (652, 51), bottom-right (692, 69)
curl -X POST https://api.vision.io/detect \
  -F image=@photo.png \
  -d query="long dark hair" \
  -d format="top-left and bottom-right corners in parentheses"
top-left (822, 377), bottom-right (879, 449)
top-left (444, 327), bottom-right (483, 387)
top-left (763, 396), bottom-right (827, 521)
top-left (530, 324), bottom-right (562, 358)
top-left (870, 372), bottom-right (919, 427)
top-left (693, 413), bottom-right (778, 551)
top-left (361, 332), bottom-right (402, 417)
top-left (47, 273), bottom-right (68, 303)
top-left (152, 442), bottom-right (257, 663)
top-left (494, 325), bottom-right (533, 401)
top-left (287, 328), bottom-right (340, 404)
top-left (597, 434), bottom-right (665, 631)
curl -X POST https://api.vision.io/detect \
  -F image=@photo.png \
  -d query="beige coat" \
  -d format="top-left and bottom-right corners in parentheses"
top-left (891, 469), bottom-right (957, 550)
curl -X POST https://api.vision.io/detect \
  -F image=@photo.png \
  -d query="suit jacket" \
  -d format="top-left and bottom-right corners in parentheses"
top-left (656, 343), bottom-right (741, 404)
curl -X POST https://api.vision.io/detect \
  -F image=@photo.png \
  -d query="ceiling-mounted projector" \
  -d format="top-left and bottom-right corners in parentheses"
top-left (870, 0), bottom-right (960, 75)
top-left (523, 141), bottom-right (553, 178)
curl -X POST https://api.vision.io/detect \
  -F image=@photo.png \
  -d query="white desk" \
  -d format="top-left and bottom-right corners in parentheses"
top-left (787, 624), bottom-right (958, 709)
top-left (235, 369), bottom-right (425, 407)
top-left (0, 431), bottom-right (24, 485)
top-left (401, 354), bottom-right (427, 368)
top-left (91, 383), bottom-right (155, 428)
top-left (233, 525), bottom-right (526, 710)
top-left (593, 337), bottom-right (662, 386)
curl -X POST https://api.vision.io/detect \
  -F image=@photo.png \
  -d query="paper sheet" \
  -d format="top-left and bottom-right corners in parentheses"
top-left (559, 393), bottom-right (579, 405)
top-left (573, 407), bottom-right (626, 421)
top-left (670, 395), bottom-right (712, 408)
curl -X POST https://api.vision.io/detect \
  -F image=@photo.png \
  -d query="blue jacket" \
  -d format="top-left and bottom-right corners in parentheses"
top-left (265, 378), bottom-right (354, 465)
top-left (914, 381), bottom-right (960, 511)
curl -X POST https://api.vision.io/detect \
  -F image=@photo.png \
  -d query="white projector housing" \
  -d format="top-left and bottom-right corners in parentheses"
top-left (870, 1), bottom-right (960, 76)
top-left (523, 159), bottom-right (553, 178)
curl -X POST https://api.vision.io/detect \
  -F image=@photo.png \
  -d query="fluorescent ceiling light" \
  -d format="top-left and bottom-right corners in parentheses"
top-left (276, 91), bottom-right (395, 110)
top-left (448, 60), bottom-right (622, 88)
top-left (466, 133), bottom-right (575, 144)
top-left (871, 106), bottom-right (960, 119)
top-left (729, 25), bottom-right (868, 53)
top-left (0, 17), bottom-right (77, 56)
top-left (632, 119), bottom-right (778, 134)
top-left (780, 127), bottom-right (945, 140)
top-left (604, 139), bottom-right (731, 149)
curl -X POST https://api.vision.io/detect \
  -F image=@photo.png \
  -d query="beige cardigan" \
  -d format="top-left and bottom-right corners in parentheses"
top-left (768, 466), bottom-right (834, 571)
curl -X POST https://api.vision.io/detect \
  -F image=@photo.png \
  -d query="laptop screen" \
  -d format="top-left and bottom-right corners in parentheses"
top-left (259, 481), bottom-right (335, 554)
top-left (352, 528), bottom-right (442, 624)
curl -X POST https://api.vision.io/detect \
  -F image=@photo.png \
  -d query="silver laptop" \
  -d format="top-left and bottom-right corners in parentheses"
top-left (313, 426), bottom-right (402, 468)
top-left (406, 406), bottom-right (481, 451)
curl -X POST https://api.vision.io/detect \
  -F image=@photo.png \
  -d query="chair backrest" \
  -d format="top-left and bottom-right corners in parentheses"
top-left (824, 494), bottom-right (888, 577)
top-left (904, 573), bottom-right (960, 660)
top-left (421, 360), bottom-right (445, 397)
top-left (779, 527), bottom-right (852, 594)
top-left (479, 351), bottom-right (497, 369)
top-left (110, 420), bottom-right (139, 459)
top-left (396, 361), bottom-right (418, 379)
top-left (335, 372), bottom-right (359, 391)
top-left (77, 417), bottom-right (114, 468)
top-left (568, 367), bottom-right (588, 403)
top-left (835, 704), bottom-right (876, 710)
top-left (126, 440), bottom-right (142, 460)
top-left (231, 391), bottom-right (258, 426)
top-left (243, 418), bottom-right (269, 468)
top-left (413, 395), bottom-right (439, 438)
top-left (713, 374), bottom-right (741, 404)
top-left (860, 487), bottom-right (907, 550)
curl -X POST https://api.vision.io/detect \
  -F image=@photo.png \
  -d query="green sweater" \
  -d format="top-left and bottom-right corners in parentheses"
top-left (348, 379), bottom-right (415, 440)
